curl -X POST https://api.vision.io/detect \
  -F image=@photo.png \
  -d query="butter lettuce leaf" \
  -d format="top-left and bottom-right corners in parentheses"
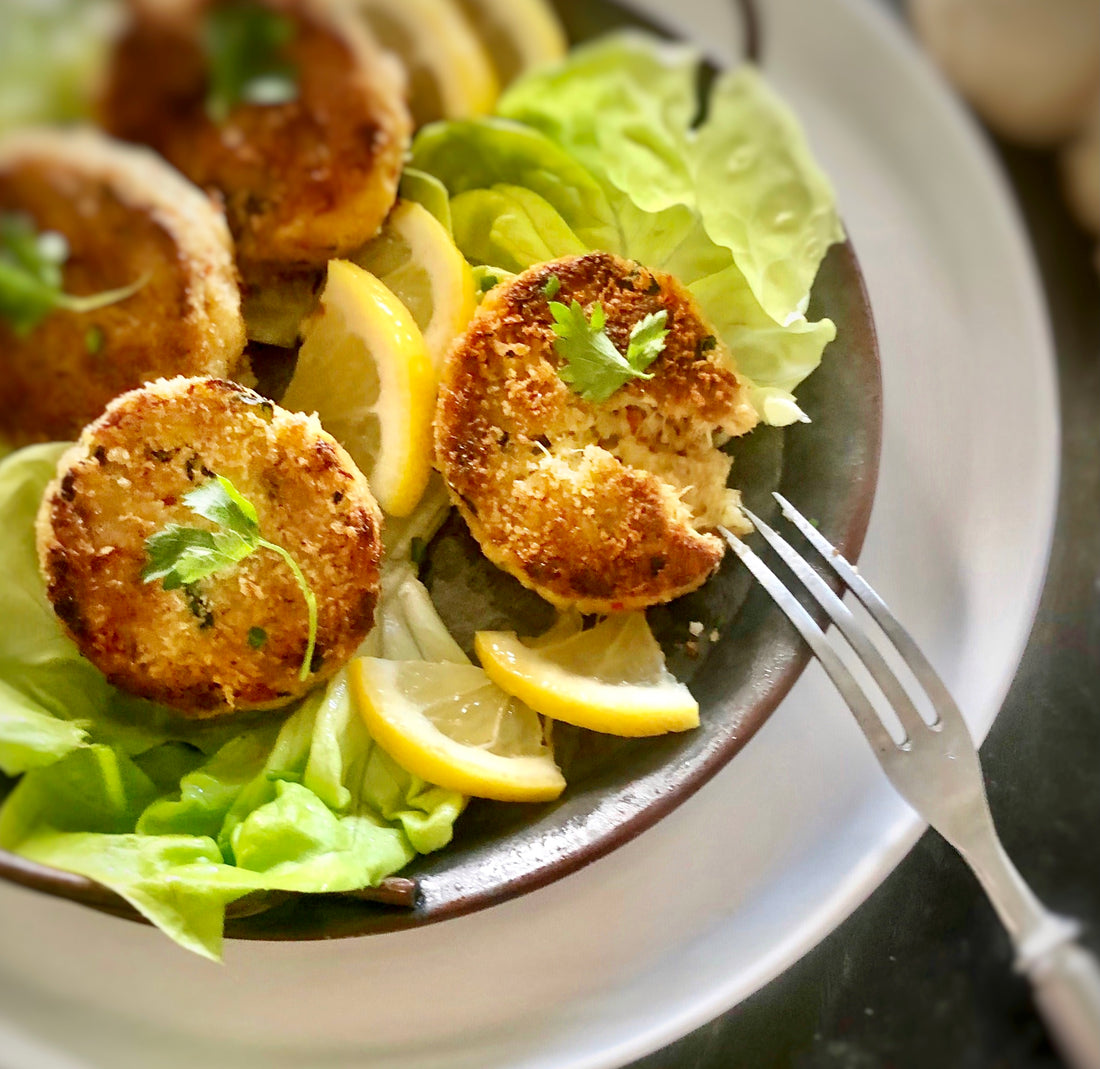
top-left (498, 33), bottom-right (700, 215)
top-left (452, 185), bottom-right (588, 274)
top-left (692, 66), bottom-right (845, 324)
top-left (501, 35), bottom-right (843, 325)
top-left (13, 831), bottom-right (252, 961)
top-left (410, 117), bottom-right (620, 252)
top-left (0, 0), bottom-right (119, 133)
top-left (690, 265), bottom-right (837, 426)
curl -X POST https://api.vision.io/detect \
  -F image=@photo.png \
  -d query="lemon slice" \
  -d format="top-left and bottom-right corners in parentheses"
top-left (451, 0), bottom-right (568, 87)
top-left (354, 0), bottom-right (498, 126)
top-left (280, 260), bottom-right (434, 517)
top-left (353, 200), bottom-right (476, 370)
top-left (351, 658), bottom-right (566, 801)
top-left (476, 613), bottom-right (699, 736)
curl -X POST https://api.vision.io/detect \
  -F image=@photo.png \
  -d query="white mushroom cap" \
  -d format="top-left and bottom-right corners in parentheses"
top-left (1060, 100), bottom-right (1100, 236)
top-left (908, 0), bottom-right (1100, 146)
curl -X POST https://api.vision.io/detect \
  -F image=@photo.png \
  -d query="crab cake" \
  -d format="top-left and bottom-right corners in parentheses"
top-left (0, 128), bottom-right (245, 447)
top-left (435, 253), bottom-right (759, 614)
top-left (100, 0), bottom-right (411, 269)
top-left (37, 377), bottom-right (383, 717)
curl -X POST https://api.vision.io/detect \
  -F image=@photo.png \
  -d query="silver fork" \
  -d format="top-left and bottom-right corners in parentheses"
top-left (720, 494), bottom-right (1100, 1069)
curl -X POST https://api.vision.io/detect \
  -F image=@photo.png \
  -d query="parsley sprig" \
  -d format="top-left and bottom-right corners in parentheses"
top-left (0, 213), bottom-right (148, 336)
top-left (203, 2), bottom-right (299, 124)
top-left (142, 475), bottom-right (319, 681)
top-left (548, 288), bottom-right (670, 404)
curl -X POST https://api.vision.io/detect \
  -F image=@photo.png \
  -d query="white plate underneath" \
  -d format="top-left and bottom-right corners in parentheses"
top-left (0, 1), bottom-right (1058, 1067)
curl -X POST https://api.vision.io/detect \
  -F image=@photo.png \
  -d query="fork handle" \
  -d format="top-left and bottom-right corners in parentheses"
top-left (1025, 939), bottom-right (1100, 1069)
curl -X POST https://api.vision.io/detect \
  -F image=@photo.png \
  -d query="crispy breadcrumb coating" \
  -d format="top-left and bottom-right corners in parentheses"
top-left (0, 127), bottom-right (245, 446)
top-left (37, 376), bottom-right (383, 717)
top-left (435, 252), bottom-right (758, 614)
top-left (100, 0), bottom-right (411, 269)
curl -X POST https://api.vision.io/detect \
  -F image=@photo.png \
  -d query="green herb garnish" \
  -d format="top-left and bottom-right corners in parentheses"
top-left (85, 325), bottom-right (105, 355)
top-left (549, 299), bottom-right (669, 404)
top-left (542, 274), bottom-right (561, 299)
top-left (0, 213), bottom-right (147, 336)
top-left (203, 2), bottom-right (298, 124)
top-left (142, 474), bottom-right (318, 680)
top-left (247, 626), bottom-right (268, 649)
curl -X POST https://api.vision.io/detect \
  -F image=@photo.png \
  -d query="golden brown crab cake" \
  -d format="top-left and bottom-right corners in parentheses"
top-left (100, 0), bottom-right (411, 270)
top-left (435, 252), bottom-right (759, 614)
top-left (36, 376), bottom-right (383, 718)
top-left (0, 127), bottom-right (245, 447)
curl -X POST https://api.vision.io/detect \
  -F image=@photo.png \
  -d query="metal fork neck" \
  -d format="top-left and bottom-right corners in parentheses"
top-left (957, 817), bottom-right (1078, 971)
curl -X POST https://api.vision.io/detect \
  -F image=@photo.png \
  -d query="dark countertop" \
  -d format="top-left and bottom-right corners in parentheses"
top-left (629, 12), bottom-right (1100, 1069)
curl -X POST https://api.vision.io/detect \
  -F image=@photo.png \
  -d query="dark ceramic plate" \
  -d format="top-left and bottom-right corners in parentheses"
top-left (0, 0), bottom-right (881, 938)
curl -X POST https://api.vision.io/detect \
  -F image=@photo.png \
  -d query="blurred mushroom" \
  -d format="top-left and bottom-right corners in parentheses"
top-left (908, 0), bottom-right (1100, 146)
top-left (1060, 101), bottom-right (1100, 235)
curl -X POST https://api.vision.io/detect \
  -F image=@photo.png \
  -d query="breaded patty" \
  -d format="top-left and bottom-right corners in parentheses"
top-left (435, 253), bottom-right (758, 613)
top-left (36, 376), bottom-right (383, 717)
top-left (0, 127), bottom-right (245, 446)
top-left (100, 0), bottom-right (411, 269)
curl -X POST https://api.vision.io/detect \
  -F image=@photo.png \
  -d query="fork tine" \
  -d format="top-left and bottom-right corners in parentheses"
top-left (719, 528), bottom-right (897, 758)
top-left (740, 506), bottom-right (929, 743)
top-left (773, 493), bottom-right (965, 732)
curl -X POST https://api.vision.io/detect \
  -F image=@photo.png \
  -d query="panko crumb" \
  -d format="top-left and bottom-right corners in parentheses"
top-left (36, 376), bottom-right (382, 718)
top-left (435, 252), bottom-right (758, 614)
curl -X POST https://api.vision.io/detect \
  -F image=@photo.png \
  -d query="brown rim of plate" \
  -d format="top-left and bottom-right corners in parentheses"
top-left (0, 0), bottom-right (883, 941)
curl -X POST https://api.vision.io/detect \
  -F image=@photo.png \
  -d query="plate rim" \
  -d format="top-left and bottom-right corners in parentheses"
top-left (0, 0), bottom-right (1061, 1065)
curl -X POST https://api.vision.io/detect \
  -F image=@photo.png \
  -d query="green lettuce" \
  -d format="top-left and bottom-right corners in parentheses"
top-left (411, 117), bottom-right (620, 252)
top-left (0, 446), bottom-right (464, 959)
top-left (496, 33), bottom-right (700, 216)
top-left (0, 0), bottom-right (119, 133)
top-left (691, 66), bottom-right (846, 324)
top-left (452, 185), bottom-right (588, 274)
top-left (414, 34), bottom-right (844, 424)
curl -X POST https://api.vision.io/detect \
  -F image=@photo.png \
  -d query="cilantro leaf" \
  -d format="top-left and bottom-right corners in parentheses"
top-left (183, 475), bottom-right (259, 541)
top-left (1, 211), bottom-right (148, 336)
top-left (142, 474), bottom-right (318, 680)
top-left (625, 310), bottom-right (669, 375)
top-left (142, 525), bottom-right (253, 589)
top-left (550, 300), bottom-right (669, 404)
top-left (203, 3), bottom-right (299, 124)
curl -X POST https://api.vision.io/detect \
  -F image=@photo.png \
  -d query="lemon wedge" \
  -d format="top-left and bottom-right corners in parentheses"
top-left (351, 658), bottom-right (566, 802)
top-left (280, 259), bottom-right (434, 517)
top-left (354, 0), bottom-right (498, 126)
top-left (475, 613), bottom-right (700, 737)
top-left (451, 0), bottom-right (568, 87)
top-left (353, 200), bottom-right (476, 370)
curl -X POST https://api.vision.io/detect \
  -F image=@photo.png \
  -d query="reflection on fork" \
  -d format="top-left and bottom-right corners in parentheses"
top-left (720, 495), bottom-right (1100, 1069)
